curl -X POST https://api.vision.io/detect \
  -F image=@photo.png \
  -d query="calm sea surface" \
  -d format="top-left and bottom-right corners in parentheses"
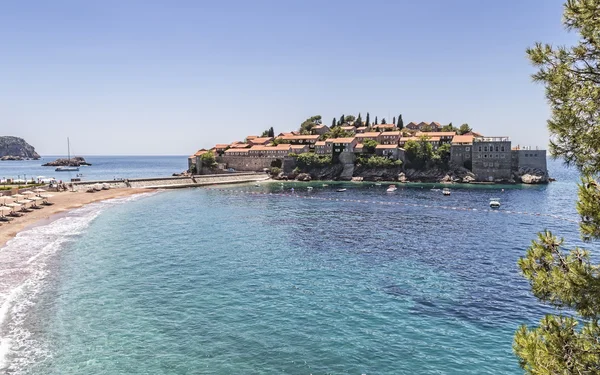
top-left (0, 155), bottom-right (188, 181)
top-left (0, 158), bottom-right (595, 374)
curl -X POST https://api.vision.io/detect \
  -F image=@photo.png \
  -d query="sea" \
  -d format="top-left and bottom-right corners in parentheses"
top-left (0, 156), bottom-right (593, 374)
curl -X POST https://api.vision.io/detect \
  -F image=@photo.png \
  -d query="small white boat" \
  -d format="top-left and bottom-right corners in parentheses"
top-left (386, 185), bottom-right (397, 192)
top-left (336, 188), bottom-right (346, 192)
top-left (307, 186), bottom-right (313, 191)
top-left (490, 198), bottom-right (501, 208)
top-left (323, 184), bottom-right (329, 187)
top-left (375, 183), bottom-right (382, 186)
top-left (442, 188), bottom-right (451, 196)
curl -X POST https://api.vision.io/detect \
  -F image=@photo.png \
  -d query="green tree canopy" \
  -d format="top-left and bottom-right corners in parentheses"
top-left (404, 136), bottom-right (434, 170)
top-left (331, 117), bottom-right (337, 128)
top-left (362, 139), bottom-right (379, 154)
top-left (381, 118), bottom-right (387, 124)
top-left (398, 114), bottom-right (404, 130)
top-left (514, 1), bottom-right (600, 373)
top-left (268, 127), bottom-right (275, 138)
top-left (339, 114), bottom-right (346, 125)
top-left (200, 151), bottom-right (217, 168)
top-left (321, 127), bottom-right (354, 140)
top-left (345, 115), bottom-right (356, 123)
top-left (300, 115), bottom-right (322, 133)
top-left (356, 113), bottom-right (363, 127)
top-left (458, 123), bottom-right (472, 135)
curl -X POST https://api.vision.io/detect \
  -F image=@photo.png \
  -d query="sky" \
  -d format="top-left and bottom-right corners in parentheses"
top-left (0, 0), bottom-right (577, 155)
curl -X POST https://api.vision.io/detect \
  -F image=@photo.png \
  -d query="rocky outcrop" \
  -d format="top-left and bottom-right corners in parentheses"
top-left (0, 136), bottom-right (40, 160)
top-left (353, 165), bottom-right (404, 181)
top-left (42, 156), bottom-right (91, 167)
top-left (513, 167), bottom-right (548, 184)
top-left (295, 173), bottom-right (312, 181)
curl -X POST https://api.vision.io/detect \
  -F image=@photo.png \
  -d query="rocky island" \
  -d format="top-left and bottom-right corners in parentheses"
top-left (188, 114), bottom-right (549, 184)
top-left (42, 156), bottom-right (91, 167)
top-left (0, 136), bottom-right (40, 160)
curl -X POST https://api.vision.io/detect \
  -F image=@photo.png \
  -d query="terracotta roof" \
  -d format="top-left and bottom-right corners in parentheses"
top-left (354, 144), bottom-right (364, 149)
top-left (430, 122), bottom-right (443, 127)
top-left (246, 135), bottom-right (258, 140)
top-left (406, 122), bottom-right (419, 127)
top-left (224, 148), bottom-right (249, 154)
top-left (373, 124), bottom-right (396, 128)
top-left (315, 141), bottom-right (326, 146)
top-left (248, 137), bottom-right (273, 144)
top-left (314, 125), bottom-right (328, 129)
top-left (376, 144), bottom-right (399, 149)
top-left (416, 131), bottom-right (456, 137)
top-left (290, 145), bottom-right (308, 149)
top-left (379, 131), bottom-right (401, 136)
top-left (215, 144), bottom-right (229, 149)
top-left (277, 135), bottom-right (320, 141)
top-left (327, 137), bottom-right (356, 143)
top-left (229, 143), bottom-right (250, 148)
top-left (194, 149), bottom-right (208, 156)
top-left (451, 135), bottom-right (475, 144)
top-left (400, 136), bottom-right (441, 142)
top-left (356, 127), bottom-right (367, 130)
top-left (355, 132), bottom-right (381, 137)
top-left (341, 126), bottom-right (355, 131)
top-left (249, 144), bottom-right (291, 151)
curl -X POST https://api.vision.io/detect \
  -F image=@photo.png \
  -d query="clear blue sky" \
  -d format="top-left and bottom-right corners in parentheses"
top-left (0, 0), bottom-right (574, 155)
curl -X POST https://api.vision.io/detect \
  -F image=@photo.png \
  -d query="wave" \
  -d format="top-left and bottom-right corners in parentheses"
top-left (0, 192), bottom-right (154, 373)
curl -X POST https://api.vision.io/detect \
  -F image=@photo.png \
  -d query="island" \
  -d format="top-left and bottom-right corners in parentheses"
top-left (0, 136), bottom-right (40, 160)
top-left (42, 156), bottom-right (92, 167)
top-left (187, 114), bottom-right (549, 184)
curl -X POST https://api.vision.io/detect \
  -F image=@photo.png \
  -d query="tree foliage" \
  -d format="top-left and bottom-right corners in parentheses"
top-left (442, 123), bottom-right (456, 132)
top-left (345, 115), bottom-right (356, 123)
top-left (357, 155), bottom-right (402, 168)
top-left (374, 116), bottom-right (378, 125)
top-left (398, 114), bottom-right (404, 130)
top-left (200, 151), bottom-right (217, 168)
top-left (339, 114), bottom-right (346, 125)
top-left (321, 127), bottom-right (353, 140)
top-left (404, 136), bottom-right (434, 170)
top-left (300, 115), bottom-right (322, 133)
top-left (332, 117), bottom-right (337, 128)
top-left (365, 112), bottom-right (370, 127)
top-left (296, 153), bottom-right (332, 171)
top-left (515, 1), bottom-right (600, 373)
top-left (458, 123), bottom-right (472, 135)
top-left (362, 139), bottom-right (379, 154)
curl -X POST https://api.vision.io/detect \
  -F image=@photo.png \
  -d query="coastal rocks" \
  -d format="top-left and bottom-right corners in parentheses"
top-left (0, 136), bottom-right (40, 160)
top-left (42, 156), bottom-right (91, 167)
top-left (513, 167), bottom-right (548, 184)
top-left (295, 173), bottom-right (312, 181)
top-left (462, 175), bottom-right (476, 183)
top-left (397, 172), bottom-right (407, 183)
top-left (353, 165), bottom-right (404, 181)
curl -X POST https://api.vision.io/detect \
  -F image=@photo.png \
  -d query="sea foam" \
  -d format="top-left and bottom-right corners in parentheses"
top-left (0, 193), bottom-right (153, 373)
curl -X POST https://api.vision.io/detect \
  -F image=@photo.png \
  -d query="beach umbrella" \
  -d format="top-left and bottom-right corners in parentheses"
top-left (23, 191), bottom-right (35, 196)
top-left (12, 194), bottom-right (25, 200)
top-left (0, 196), bottom-right (14, 205)
top-left (30, 197), bottom-right (42, 201)
top-left (0, 206), bottom-right (11, 217)
top-left (33, 188), bottom-right (46, 193)
top-left (40, 194), bottom-right (54, 198)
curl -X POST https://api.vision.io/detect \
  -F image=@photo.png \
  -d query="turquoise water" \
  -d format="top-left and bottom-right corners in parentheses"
top-left (0, 159), bottom-right (593, 374)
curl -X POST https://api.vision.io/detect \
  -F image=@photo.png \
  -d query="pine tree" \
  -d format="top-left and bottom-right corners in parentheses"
top-left (375, 116), bottom-right (378, 125)
top-left (381, 118), bottom-right (387, 124)
top-left (514, 1), bottom-right (600, 373)
top-left (398, 114), bottom-right (404, 130)
top-left (365, 113), bottom-right (370, 127)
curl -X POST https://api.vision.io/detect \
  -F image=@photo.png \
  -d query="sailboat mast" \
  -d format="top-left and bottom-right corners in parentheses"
top-left (67, 137), bottom-right (70, 164)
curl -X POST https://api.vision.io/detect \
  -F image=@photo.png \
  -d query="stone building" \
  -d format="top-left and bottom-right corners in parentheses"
top-left (450, 135), bottom-right (474, 168)
top-left (471, 137), bottom-right (512, 181)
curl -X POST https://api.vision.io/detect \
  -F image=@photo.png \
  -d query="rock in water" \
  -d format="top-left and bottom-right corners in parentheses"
top-left (42, 156), bottom-right (91, 167)
top-left (0, 136), bottom-right (40, 160)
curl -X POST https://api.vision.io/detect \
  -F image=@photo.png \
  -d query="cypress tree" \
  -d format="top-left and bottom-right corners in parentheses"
top-left (365, 113), bottom-right (370, 127)
top-left (375, 116), bottom-right (378, 125)
top-left (393, 116), bottom-right (396, 125)
top-left (398, 115), bottom-right (404, 130)
top-left (331, 117), bottom-right (336, 128)
top-left (339, 114), bottom-right (345, 125)
top-left (356, 113), bottom-right (362, 127)
top-left (381, 118), bottom-right (387, 124)
top-left (268, 127), bottom-right (274, 138)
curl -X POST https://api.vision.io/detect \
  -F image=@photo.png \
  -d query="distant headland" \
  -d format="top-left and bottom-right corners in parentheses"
top-left (188, 114), bottom-right (549, 184)
top-left (0, 136), bottom-right (40, 160)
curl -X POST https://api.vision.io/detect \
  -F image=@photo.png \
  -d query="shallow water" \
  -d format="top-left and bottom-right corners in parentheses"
top-left (0, 159), bottom-right (594, 374)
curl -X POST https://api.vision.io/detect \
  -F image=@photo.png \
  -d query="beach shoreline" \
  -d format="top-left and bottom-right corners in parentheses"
top-left (0, 188), bottom-right (152, 250)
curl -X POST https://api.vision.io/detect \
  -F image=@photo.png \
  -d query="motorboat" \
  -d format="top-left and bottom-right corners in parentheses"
top-left (336, 188), bottom-right (347, 192)
top-left (375, 183), bottom-right (382, 186)
top-left (386, 185), bottom-right (397, 192)
top-left (307, 186), bottom-right (313, 191)
top-left (442, 188), bottom-right (451, 196)
top-left (490, 198), bottom-right (501, 208)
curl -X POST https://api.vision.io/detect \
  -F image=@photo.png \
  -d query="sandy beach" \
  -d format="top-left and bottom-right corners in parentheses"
top-left (0, 188), bottom-right (151, 249)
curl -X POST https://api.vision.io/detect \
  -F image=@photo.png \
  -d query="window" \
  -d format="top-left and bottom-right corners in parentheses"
top-left (484, 146), bottom-right (488, 151)
top-left (495, 154), bottom-right (499, 158)
top-left (466, 154), bottom-right (470, 159)
top-left (501, 146), bottom-right (505, 152)
top-left (484, 154), bottom-right (487, 158)
top-left (501, 154), bottom-right (505, 158)
top-left (466, 147), bottom-right (470, 151)
top-left (525, 153), bottom-right (529, 157)
top-left (495, 146), bottom-right (499, 152)
top-left (478, 146), bottom-right (482, 151)
top-left (534, 153), bottom-right (538, 157)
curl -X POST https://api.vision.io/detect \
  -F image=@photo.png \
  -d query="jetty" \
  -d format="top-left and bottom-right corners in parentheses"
top-left (69, 172), bottom-right (269, 192)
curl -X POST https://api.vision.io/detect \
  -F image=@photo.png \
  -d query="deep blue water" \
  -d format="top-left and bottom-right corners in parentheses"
top-left (0, 155), bottom-right (188, 182)
top-left (0, 158), bottom-right (594, 374)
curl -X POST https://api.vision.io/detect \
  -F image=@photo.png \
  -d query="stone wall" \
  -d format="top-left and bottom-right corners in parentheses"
top-left (513, 150), bottom-right (547, 171)
top-left (217, 155), bottom-right (279, 172)
top-left (450, 144), bottom-right (472, 168)
top-left (471, 140), bottom-right (512, 181)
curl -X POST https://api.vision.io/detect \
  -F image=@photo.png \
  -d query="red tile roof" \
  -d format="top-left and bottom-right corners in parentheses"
top-left (375, 144), bottom-right (399, 149)
top-left (249, 144), bottom-right (291, 151)
top-left (451, 135), bottom-right (475, 144)
top-left (355, 132), bottom-right (381, 137)
top-left (277, 135), bottom-right (320, 141)
top-left (327, 137), bottom-right (356, 143)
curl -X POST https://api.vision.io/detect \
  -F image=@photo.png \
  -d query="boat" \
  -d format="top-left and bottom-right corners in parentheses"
top-left (307, 186), bottom-right (313, 191)
top-left (375, 183), bottom-right (382, 186)
top-left (442, 188), bottom-right (451, 196)
top-left (490, 198), bottom-right (501, 208)
top-left (323, 184), bottom-right (329, 187)
top-left (386, 185), bottom-right (397, 192)
top-left (55, 137), bottom-right (79, 172)
top-left (336, 188), bottom-right (346, 192)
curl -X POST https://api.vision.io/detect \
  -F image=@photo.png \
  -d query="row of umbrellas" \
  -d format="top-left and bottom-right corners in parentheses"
top-left (0, 188), bottom-right (54, 217)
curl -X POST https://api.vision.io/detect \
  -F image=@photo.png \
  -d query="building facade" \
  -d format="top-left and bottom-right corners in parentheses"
top-left (471, 137), bottom-right (512, 181)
